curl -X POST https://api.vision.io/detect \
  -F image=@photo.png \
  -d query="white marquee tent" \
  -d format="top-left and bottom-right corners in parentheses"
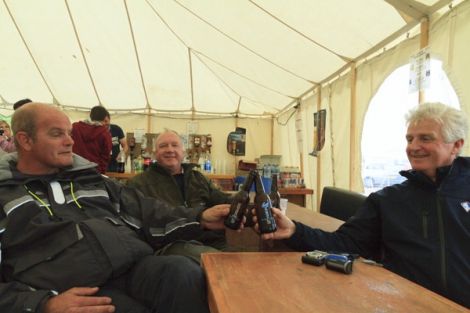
top-left (2, 0), bottom-right (470, 209)
top-left (0, 0), bottom-right (456, 116)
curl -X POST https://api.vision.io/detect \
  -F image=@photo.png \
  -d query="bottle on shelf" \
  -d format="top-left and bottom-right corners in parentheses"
top-left (116, 151), bottom-right (126, 173)
top-left (133, 155), bottom-right (144, 174)
top-left (269, 173), bottom-right (281, 209)
top-left (204, 152), bottom-right (212, 174)
top-left (224, 170), bottom-right (256, 230)
top-left (254, 171), bottom-right (277, 234)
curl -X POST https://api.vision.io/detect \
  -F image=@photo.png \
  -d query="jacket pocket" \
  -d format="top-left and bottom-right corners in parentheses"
top-left (79, 218), bottom-right (153, 278)
top-left (8, 223), bottom-right (111, 292)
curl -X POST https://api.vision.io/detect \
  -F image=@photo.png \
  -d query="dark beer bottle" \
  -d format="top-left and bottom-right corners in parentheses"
top-left (269, 174), bottom-right (281, 209)
top-left (224, 170), bottom-right (256, 230)
top-left (254, 171), bottom-right (277, 234)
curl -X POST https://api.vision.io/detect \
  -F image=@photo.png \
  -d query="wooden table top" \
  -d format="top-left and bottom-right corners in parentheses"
top-left (202, 252), bottom-right (468, 313)
top-left (286, 202), bottom-right (343, 232)
top-left (225, 202), bottom-right (344, 252)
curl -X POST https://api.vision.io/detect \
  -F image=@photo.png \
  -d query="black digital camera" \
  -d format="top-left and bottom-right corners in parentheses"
top-left (301, 250), bottom-right (329, 266)
top-left (301, 251), bottom-right (354, 274)
top-left (0, 128), bottom-right (4, 136)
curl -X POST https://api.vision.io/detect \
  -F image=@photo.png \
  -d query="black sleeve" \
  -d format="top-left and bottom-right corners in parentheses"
top-left (284, 194), bottom-right (382, 260)
top-left (104, 178), bottom-right (206, 249)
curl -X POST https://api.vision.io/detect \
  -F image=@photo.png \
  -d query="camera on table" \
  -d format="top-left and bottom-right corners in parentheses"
top-left (301, 250), bottom-right (354, 274)
top-left (301, 250), bottom-right (329, 266)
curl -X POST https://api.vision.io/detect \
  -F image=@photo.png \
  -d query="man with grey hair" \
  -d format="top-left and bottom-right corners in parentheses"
top-left (129, 129), bottom-right (231, 262)
top-left (255, 102), bottom-right (469, 308)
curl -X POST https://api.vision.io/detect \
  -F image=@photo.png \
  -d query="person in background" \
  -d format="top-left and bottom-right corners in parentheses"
top-left (107, 120), bottom-right (129, 172)
top-left (72, 106), bottom-right (112, 174)
top-left (13, 98), bottom-right (32, 110)
top-left (0, 103), bottom-right (231, 313)
top-left (255, 102), bottom-right (469, 308)
top-left (128, 129), bottom-right (231, 262)
top-left (0, 120), bottom-right (15, 153)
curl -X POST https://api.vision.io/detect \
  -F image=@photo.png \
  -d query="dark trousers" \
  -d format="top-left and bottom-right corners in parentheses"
top-left (97, 255), bottom-right (209, 313)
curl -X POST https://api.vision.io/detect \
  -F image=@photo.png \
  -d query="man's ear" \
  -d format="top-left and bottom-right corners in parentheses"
top-left (452, 138), bottom-right (464, 155)
top-left (15, 132), bottom-right (34, 151)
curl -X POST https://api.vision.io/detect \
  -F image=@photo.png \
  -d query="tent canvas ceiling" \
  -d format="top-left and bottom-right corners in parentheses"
top-left (0, 0), bottom-right (450, 117)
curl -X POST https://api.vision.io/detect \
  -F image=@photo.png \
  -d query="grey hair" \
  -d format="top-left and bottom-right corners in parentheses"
top-left (405, 102), bottom-right (468, 143)
top-left (155, 129), bottom-right (182, 150)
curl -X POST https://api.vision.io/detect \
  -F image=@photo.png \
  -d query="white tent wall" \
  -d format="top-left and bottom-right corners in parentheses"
top-left (429, 0), bottom-right (470, 155)
top-left (274, 1), bottom-right (470, 212)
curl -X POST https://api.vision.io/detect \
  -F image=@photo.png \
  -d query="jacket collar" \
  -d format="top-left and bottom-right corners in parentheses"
top-left (0, 152), bottom-right (99, 184)
top-left (400, 156), bottom-right (469, 187)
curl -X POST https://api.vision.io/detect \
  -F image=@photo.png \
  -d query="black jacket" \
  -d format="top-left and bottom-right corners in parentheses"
top-left (285, 157), bottom-right (470, 308)
top-left (0, 153), bottom-right (205, 312)
top-left (128, 163), bottom-right (230, 249)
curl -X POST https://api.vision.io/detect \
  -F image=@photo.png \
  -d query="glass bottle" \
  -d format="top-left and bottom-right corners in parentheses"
top-left (269, 174), bottom-right (281, 209)
top-left (224, 170), bottom-right (256, 230)
top-left (254, 171), bottom-right (277, 234)
top-left (117, 151), bottom-right (126, 173)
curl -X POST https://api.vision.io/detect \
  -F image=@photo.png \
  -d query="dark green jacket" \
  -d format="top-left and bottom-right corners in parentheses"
top-left (128, 163), bottom-right (231, 248)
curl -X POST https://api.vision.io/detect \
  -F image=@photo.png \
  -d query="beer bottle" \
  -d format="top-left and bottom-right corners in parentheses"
top-left (224, 170), bottom-right (256, 230)
top-left (254, 171), bottom-right (277, 234)
top-left (269, 174), bottom-right (281, 209)
top-left (117, 151), bottom-right (126, 173)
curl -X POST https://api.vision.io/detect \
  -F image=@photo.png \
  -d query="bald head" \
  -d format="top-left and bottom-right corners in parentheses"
top-left (12, 103), bottom-right (61, 145)
top-left (13, 103), bottom-right (74, 174)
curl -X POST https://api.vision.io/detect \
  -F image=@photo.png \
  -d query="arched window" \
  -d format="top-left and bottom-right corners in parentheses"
top-left (361, 59), bottom-right (460, 194)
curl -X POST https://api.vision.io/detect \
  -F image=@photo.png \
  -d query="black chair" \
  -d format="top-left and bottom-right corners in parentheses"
top-left (319, 186), bottom-right (367, 221)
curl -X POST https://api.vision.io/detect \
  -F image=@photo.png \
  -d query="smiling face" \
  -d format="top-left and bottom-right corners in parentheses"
top-left (155, 131), bottom-right (184, 175)
top-left (16, 105), bottom-right (74, 175)
top-left (406, 119), bottom-right (463, 181)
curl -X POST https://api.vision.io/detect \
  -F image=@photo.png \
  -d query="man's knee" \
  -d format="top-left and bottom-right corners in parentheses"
top-left (132, 255), bottom-right (205, 285)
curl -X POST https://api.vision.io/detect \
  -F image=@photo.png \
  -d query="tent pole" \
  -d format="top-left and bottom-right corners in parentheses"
top-left (189, 48), bottom-right (196, 120)
top-left (419, 17), bottom-right (429, 104)
top-left (349, 62), bottom-right (358, 191)
top-left (316, 88), bottom-right (322, 211)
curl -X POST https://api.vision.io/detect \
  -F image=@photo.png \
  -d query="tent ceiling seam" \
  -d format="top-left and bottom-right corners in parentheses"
top-left (189, 48), bottom-right (195, 119)
top-left (64, 0), bottom-right (101, 106)
top-left (190, 51), bottom-right (281, 112)
top-left (192, 50), bottom-right (288, 112)
top-left (148, 0), bottom-right (295, 112)
top-left (278, 17), bottom-right (423, 117)
top-left (3, 0), bottom-right (56, 101)
top-left (173, 0), bottom-right (316, 84)
top-left (235, 96), bottom-right (241, 117)
top-left (193, 49), bottom-right (296, 99)
top-left (124, 0), bottom-right (150, 109)
top-left (248, 0), bottom-right (352, 63)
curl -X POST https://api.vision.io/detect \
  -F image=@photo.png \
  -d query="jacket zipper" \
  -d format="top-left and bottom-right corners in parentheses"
top-left (436, 192), bottom-right (447, 292)
top-left (421, 208), bottom-right (429, 239)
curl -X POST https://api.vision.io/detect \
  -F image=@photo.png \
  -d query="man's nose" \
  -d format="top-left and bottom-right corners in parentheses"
top-left (407, 139), bottom-right (420, 150)
top-left (65, 134), bottom-right (74, 146)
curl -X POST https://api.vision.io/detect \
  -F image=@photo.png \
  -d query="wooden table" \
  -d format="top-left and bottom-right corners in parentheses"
top-left (202, 252), bottom-right (468, 313)
top-left (279, 188), bottom-right (314, 207)
top-left (225, 203), bottom-right (344, 252)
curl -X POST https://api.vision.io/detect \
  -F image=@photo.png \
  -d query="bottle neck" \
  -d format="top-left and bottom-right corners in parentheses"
top-left (254, 172), bottom-right (265, 194)
top-left (242, 171), bottom-right (256, 192)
